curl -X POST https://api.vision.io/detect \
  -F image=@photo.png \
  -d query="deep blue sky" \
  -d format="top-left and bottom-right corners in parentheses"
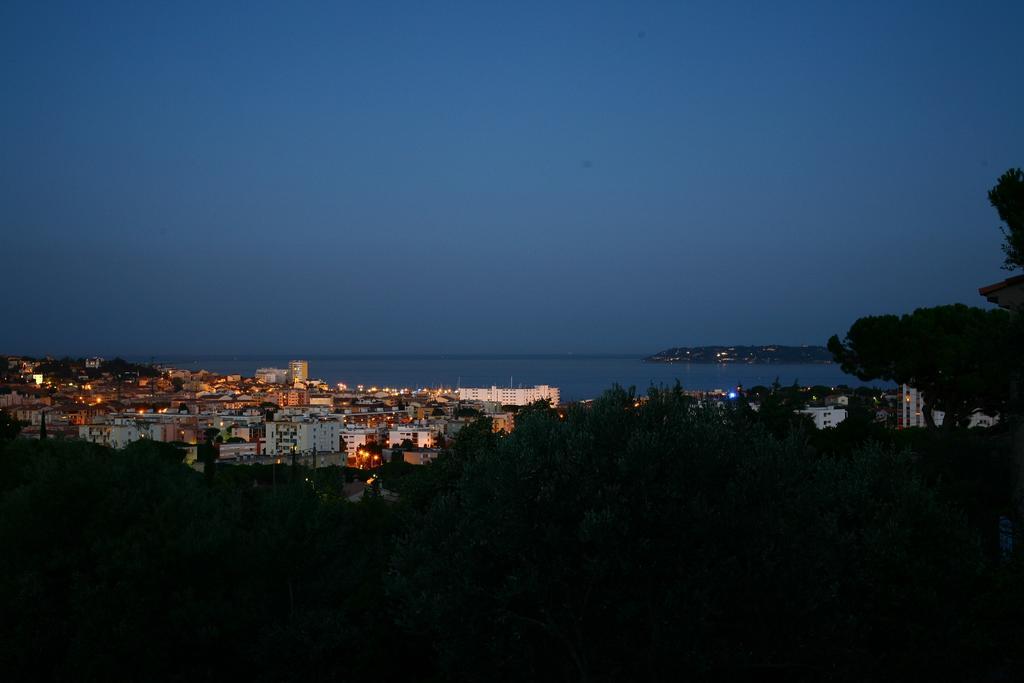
top-left (3, 1), bottom-right (1023, 356)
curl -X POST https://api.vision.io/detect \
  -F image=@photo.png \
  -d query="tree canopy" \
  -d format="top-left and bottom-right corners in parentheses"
top-left (3, 388), bottom-right (1024, 681)
top-left (390, 386), bottom-right (1002, 681)
top-left (0, 410), bottom-right (22, 441)
top-left (990, 167), bottom-right (1024, 271)
top-left (828, 304), bottom-right (1017, 428)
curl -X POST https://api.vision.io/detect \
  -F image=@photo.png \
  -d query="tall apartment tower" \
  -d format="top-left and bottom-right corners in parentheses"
top-left (289, 359), bottom-right (309, 384)
top-left (898, 384), bottom-right (925, 429)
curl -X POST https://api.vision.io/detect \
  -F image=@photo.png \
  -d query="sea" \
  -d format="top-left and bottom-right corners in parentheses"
top-left (140, 355), bottom-right (888, 402)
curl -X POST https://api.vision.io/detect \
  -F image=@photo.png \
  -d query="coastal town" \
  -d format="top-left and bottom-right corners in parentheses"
top-left (5, 1), bottom-right (1024, 676)
top-left (1, 355), bottom-right (997, 474)
top-left (1, 356), bottom-right (555, 470)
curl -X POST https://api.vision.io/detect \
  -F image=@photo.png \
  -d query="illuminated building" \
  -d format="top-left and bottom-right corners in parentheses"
top-left (265, 419), bottom-right (341, 456)
top-left (289, 360), bottom-right (309, 384)
top-left (388, 426), bottom-right (438, 448)
top-left (341, 427), bottom-right (383, 456)
top-left (458, 384), bottom-right (560, 406)
top-left (898, 385), bottom-right (929, 429)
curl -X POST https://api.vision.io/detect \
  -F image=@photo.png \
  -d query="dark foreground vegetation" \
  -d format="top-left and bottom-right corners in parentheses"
top-left (3, 387), bottom-right (1024, 682)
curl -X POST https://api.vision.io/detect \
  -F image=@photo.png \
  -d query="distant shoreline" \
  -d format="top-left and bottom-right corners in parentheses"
top-left (644, 345), bottom-right (834, 364)
top-left (643, 359), bottom-right (835, 364)
top-left (136, 353), bottom-right (646, 363)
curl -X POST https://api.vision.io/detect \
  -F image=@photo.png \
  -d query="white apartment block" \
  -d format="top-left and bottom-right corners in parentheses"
top-left (796, 406), bottom-right (848, 429)
top-left (79, 423), bottom-right (142, 449)
top-left (388, 427), bottom-right (438, 448)
top-left (265, 419), bottom-right (341, 456)
top-left (899, 385), bottom-right (929, 429)
top-left (79, 414), bottom-right (189, 448)
top-left (265, 421), bottom-right (311, 456)
top-left (458, 384), bottom-right (560, 406)
top-left (116, 414), bottom-right (200, 442)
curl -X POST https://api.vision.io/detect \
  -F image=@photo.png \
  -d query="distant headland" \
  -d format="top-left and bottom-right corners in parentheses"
top-left (644, 345), bottom-right (833, 364)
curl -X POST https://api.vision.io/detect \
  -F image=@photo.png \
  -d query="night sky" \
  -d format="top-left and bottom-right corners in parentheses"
top-left (3, 1), bottom-right (1023, 356)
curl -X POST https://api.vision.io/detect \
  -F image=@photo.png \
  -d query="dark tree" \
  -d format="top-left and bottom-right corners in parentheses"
top-left (102, 357), bottom-right (159, 378)
top-left (390, 387), bottom-right (995, 681)
top-left (747, 378), bottom-right (814, 439)
top-left (199, 427), bottom-right (220, 485)
top-left (0, 409), bottom-right (22, 441)
top-left (0, 438), bottom-right (425, 682)
top-left (989, 167), bottom-right (1024, 270)
top-left (828, 304), bottom-right (1016, 428)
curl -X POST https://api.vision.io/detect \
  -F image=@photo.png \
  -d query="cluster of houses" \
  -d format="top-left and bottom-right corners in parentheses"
top-left (1, 357), bottom-right (531, 469)
top-left (4, 351), bottom-right (1009, 472)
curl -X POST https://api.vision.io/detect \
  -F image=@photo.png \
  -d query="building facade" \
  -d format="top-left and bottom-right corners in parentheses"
top-left (388, 426), bottom-right (438, 448)
top-left (341, 427), bottom-right (383, 456)
top-left (79, 423), bottom-right (142, 449)
top-left (276, 388), bottom-right (310, 407)
top-left (458, 385), bottom-right (560, 406)
top-left (289, 360), bottom-right (309, 384)
top-left (898, 385), bottom-right (929, 429)
top-left (264, 419), bottom-right (341, 456)
top-left (796, 406), bottom-right (848, 429)
top-left (256, 367), bottom-right (289, 384)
